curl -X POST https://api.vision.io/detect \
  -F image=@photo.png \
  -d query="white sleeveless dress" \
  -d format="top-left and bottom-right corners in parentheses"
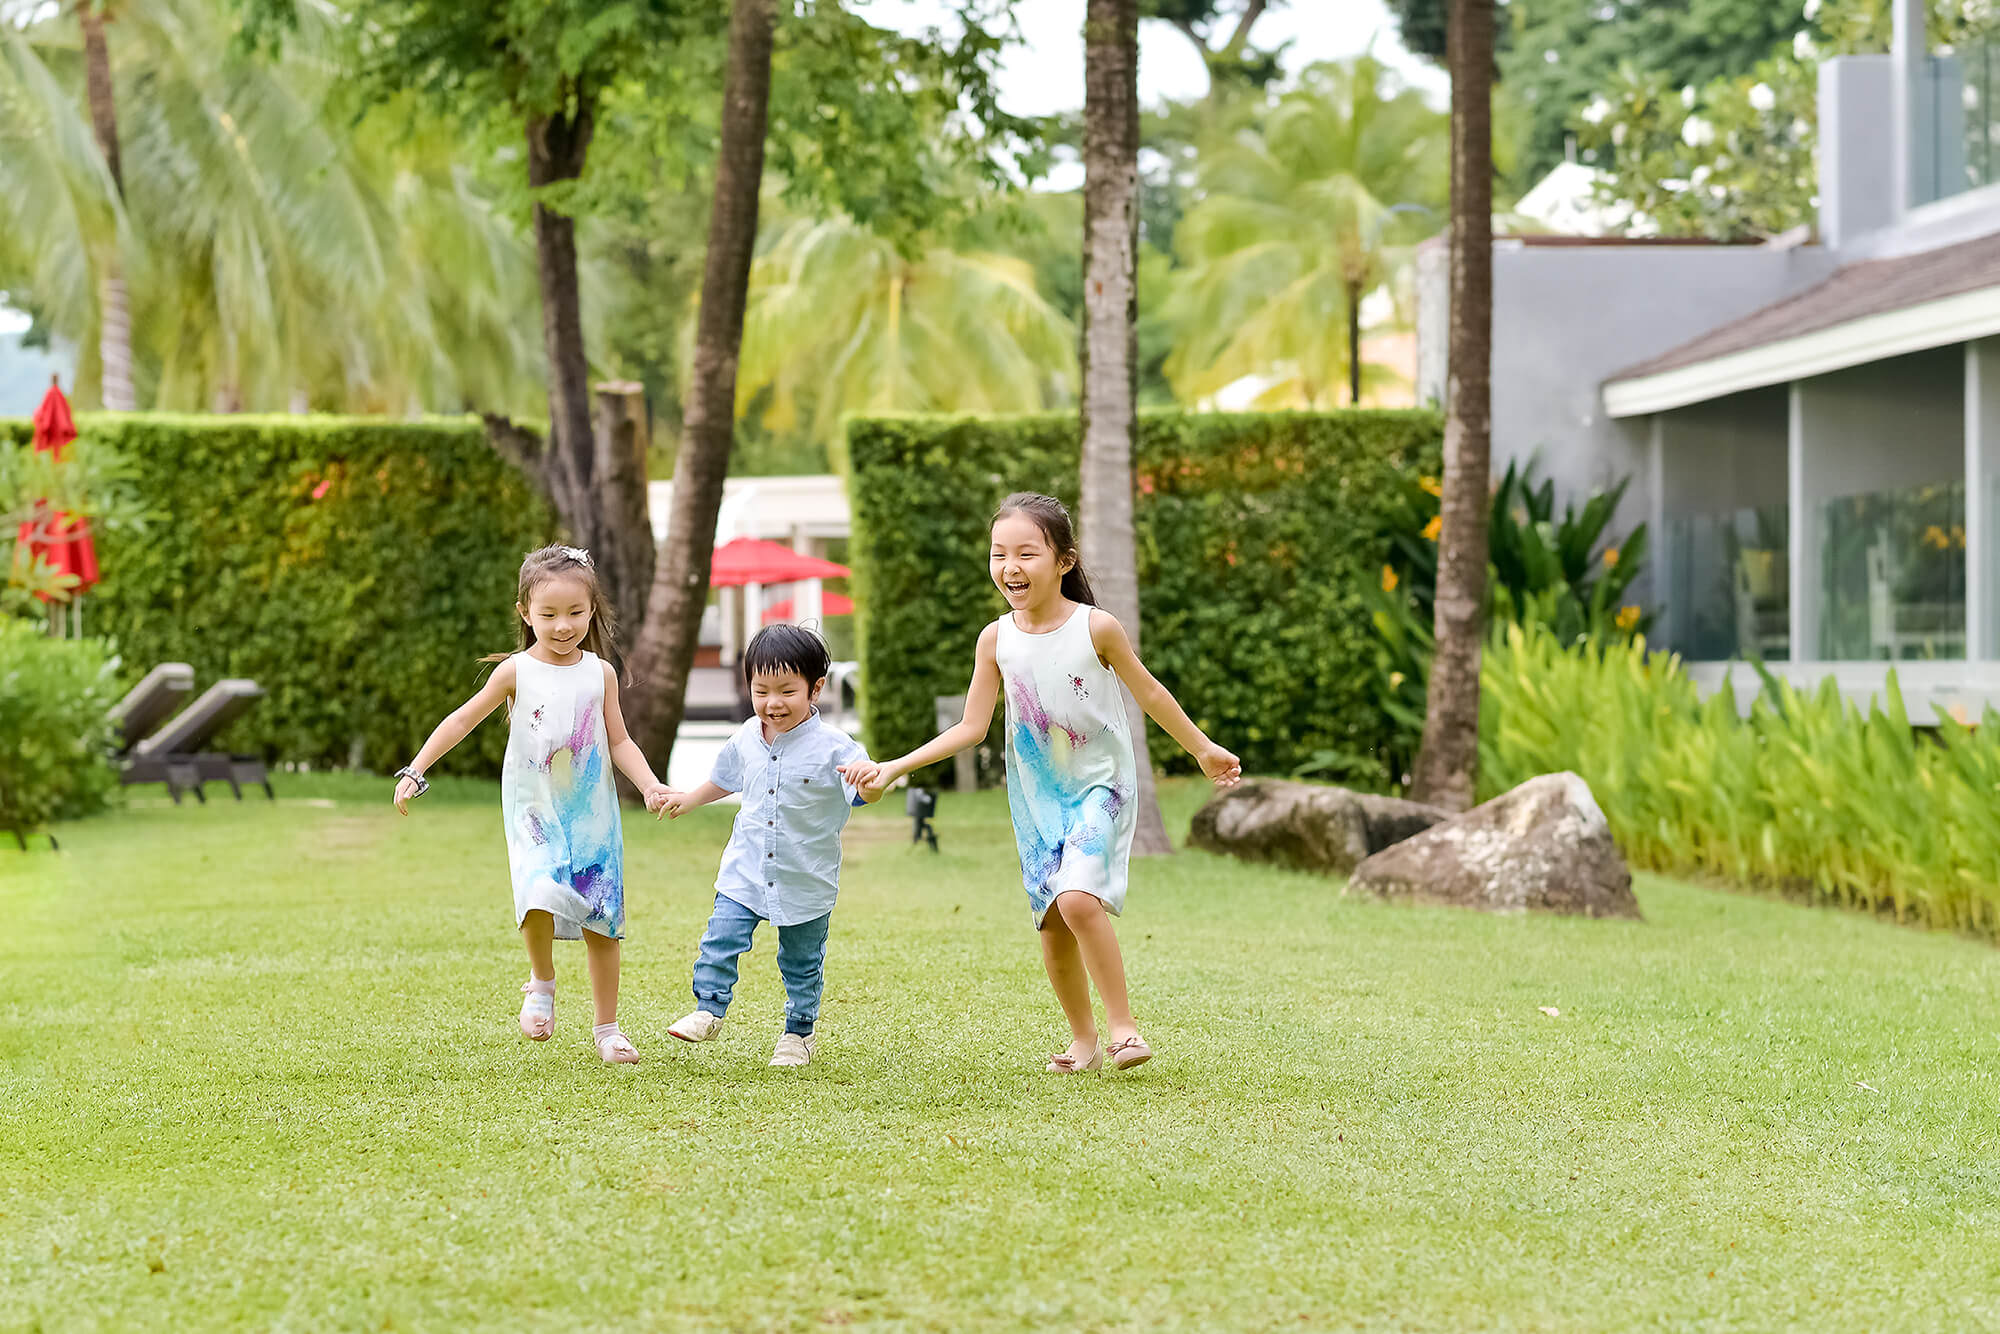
top-left (500, 651), bottom-right (624, 939)
top-left (994, 604), bottom-right (1138, 927)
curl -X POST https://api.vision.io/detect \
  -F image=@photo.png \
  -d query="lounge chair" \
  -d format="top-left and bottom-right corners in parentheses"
top-left (123, 679), bottom-right (273, 804)
top-left (107, 663), bottom-right (195, 756)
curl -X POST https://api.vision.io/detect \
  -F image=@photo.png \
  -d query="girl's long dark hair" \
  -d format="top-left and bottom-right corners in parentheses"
top-left (484, 545), bottom-right (619, 665)
top-left (994, 492), bottom-right (1097, 605)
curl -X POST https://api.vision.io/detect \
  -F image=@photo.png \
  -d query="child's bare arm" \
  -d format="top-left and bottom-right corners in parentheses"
top-left (1088, 610), bottom-right (1242, 788)
top-left (601, 663), bottom-right (668, 798)
top-left (663, 781), bottom-right (730, 819)
top-left (872, 624), bottom-right (1003, 792)
top-left (396, 659), bottom-right (517, 814)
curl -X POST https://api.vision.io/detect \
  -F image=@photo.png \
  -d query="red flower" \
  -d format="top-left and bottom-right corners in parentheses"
top-left (310, 478), bottom-right (332, 501)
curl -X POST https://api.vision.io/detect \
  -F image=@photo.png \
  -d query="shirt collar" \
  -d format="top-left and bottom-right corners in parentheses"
top-left (757, 706), bottom-right (822, 751)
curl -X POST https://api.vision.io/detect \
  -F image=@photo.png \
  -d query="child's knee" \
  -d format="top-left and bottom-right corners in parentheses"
top-left (1054, 890), bottom-right (1103, 929)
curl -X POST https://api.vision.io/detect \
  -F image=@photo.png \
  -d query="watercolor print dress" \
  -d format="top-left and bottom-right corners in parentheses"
top-left (994, 604), bottom-right (1137, 927)
top-left (500, 651), bottom-right (624, 939)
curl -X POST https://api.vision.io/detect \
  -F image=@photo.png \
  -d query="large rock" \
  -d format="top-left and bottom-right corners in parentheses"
top-left (1188, 779), bottom-right (1449, 877)
top-left (1347, 772), bottom-right (1640, 919)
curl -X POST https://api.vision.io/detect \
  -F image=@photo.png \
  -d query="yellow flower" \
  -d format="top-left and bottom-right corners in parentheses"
top-left (1602, 547), bottom-right (1620, 568)
top-left (1953, 524), bottom-right (1967, 548)
top-left (1924, 524), bottom-right (1948, 549)
top-left (1421, 514), bottom-right (1442, 541)
top-left (1419, 475), bottom-right (1442, 497)
top-left (1381, 564), bottom-right (1399, 593)
top-left (1389, 671), bottom-right (1406, 689)
top-left (1615, 604), bottom-right (1641, 632)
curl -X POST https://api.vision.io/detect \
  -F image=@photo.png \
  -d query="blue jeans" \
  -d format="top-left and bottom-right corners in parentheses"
top-left (690, 893), bottom-right (832, 1037)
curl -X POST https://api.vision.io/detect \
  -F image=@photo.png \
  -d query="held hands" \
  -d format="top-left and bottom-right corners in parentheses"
top-left (838, 760), bottom-right (889, 803)
top-left (1199, 744), bottom-right (1243, 790)
top-left (643, 783), bottom-right (682, 819)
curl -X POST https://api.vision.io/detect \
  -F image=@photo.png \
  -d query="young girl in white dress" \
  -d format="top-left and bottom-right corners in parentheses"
top-left (856, 494), bottom-right (1241, 1073)
top-left (394, 545), bottom-right (669, 1063)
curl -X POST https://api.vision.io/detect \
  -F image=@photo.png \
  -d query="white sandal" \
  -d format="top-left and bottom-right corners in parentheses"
top-left (594, 1023), bottom-right (640, 1064)
top-left (519, 979), bottom-right (555, 1041)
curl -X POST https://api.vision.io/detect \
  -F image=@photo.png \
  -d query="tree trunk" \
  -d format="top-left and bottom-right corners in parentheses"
top-left (1081, 0), bottom-right (1172, 857)
top-left (625, 0), bottom-right (777, 763)
top-left (80, 3), bottom-right (134, 411)
top-left (1346, 278), bottom-right (1363, 406)
top-left (1410, 0), bottom-right (1494, 813)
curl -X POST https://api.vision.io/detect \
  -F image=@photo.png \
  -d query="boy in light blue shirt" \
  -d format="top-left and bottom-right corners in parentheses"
top-left (651, 623), bottom-right (881, 1067)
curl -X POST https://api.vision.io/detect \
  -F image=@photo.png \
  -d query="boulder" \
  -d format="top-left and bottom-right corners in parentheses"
top-left (1346, 771), bottom-right (1640, 919)
top-left (1188, 779), bottom-right (1449, 877)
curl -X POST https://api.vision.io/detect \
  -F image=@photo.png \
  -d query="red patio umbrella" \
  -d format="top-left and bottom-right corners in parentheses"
top-left (15, 378), bottom-right (99, 603)
top-left (709, 536), bottom-right (848, 587)
top-left (763, 591), bottom-right (855, 623)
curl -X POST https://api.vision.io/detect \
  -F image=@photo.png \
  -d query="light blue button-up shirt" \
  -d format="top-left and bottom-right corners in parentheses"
top-left (710, 710), bottom-right (870, 926)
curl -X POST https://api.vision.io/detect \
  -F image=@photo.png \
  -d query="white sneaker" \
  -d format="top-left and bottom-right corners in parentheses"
top-left (669, 1009), bottom-right (725, 1042)
top-left (769, 1032), bottom-right (816, 1067)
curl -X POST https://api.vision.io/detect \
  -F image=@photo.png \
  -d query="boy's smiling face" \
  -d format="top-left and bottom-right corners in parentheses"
top-left (753, 668), bottom-right (824, 736)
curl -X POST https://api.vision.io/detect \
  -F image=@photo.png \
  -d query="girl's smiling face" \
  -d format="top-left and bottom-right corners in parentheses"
top-left (990, 511), bottom-right (1073, 613)
top-left (520, 574), bottom-right (593, 662)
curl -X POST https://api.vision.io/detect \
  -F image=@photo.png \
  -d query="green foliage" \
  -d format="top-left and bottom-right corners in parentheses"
top-left (0, 621), bottom-right (119, 837)
top-left (0, 414), bottom-right (557, 773)
top-left (1354, 460), bottom-right (1649, 784)
top-left (1481, 619), bottom-right (2000, 938)
top-left (1165, 57), bottom-right (1447, 408)
top-left (0, 428), bottom-right (148, 616)
top-left (847, 409), bottom-right (1442, 785)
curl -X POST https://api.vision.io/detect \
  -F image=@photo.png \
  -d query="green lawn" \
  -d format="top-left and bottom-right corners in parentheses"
top-left (4, 775), bottom-right (1999, 1333)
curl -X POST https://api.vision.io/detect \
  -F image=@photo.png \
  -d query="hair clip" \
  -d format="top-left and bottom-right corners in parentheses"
top-left (558, 545), bottom-right (593, 567)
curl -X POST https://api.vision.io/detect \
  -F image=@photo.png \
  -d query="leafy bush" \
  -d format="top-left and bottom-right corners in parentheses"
top-left (1352, 459), bottom-right (1650, 784)
top-left (0, 415), bottom-right (558, 773)
top-left (1481, 619), bottom-right (2000, 938)
top-left (0, 424), bottom-right (147, 617)
top-left (847, 410), bottom-right (1443, 784)
top-left (0, 622), bottom-right (119, 838)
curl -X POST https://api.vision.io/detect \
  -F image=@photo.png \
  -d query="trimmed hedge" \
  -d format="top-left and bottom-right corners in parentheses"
top-left (1, 415), bottom-right (557, 773)
top-left (847, 410), bottom-right (1443, 781)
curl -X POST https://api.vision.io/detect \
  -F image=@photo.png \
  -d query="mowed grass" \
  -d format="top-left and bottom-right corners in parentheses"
top-left (4, 775), bottom-right (2000, 1333)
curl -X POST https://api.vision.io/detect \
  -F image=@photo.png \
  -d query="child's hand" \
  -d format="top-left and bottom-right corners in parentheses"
top-left (663, 789), bottom-right (697, 819)
top-left (394, 775), bottom-right (423, 815)
top-left (643, 784), bottom-right (676, 818)
top-left (837, 760), bottom-right (880, 794)
top-left (1199, 745), bottom-right (1242, 789)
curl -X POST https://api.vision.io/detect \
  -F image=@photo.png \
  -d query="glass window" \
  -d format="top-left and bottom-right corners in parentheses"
top-left (1663, 505), bottom-right (1789, 661)
top-left (1819, 482), bottom-right (1966, 660)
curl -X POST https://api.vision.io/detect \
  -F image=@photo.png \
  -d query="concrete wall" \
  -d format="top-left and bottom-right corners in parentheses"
top-left (1416, 241), bottom-right (1838, 598)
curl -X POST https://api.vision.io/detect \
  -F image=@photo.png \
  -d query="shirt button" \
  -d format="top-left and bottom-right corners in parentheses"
top-left (766, 851), bottom-right (774, 858)
top-left (767, 788), bottom-right (775, 794)
top-left (767, 820), bottom-right (774, 826)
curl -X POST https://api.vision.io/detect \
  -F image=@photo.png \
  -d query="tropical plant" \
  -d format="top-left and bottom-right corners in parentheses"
top-left (733, 213), bottom-right (1076, 461)
top-left (1165, 55), bottom-right (1446, 410)
top-left (1481, 618), bottom-right (2000, 938)
top-left (0, 427), bottom-right (145, 618)
top-left (1348, 460), bottom-right (1648, 787)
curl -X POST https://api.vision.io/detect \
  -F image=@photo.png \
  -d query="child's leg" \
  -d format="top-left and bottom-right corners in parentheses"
top-left (582, 930), bottom-right (620, 1027)
top-left (1037, 904), bottom-right (1100, 1059)
top-left (773, 913), bottom-right (832, 1036)
top-left (520, 910), bottom-right (557, 981)
top-left (691, 893), bottom-right (762, 1017)
top-left (1054, 891), bottom-right (1137, 1045)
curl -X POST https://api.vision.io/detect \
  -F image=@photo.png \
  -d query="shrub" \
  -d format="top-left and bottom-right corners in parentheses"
top-left (0, 622), bottom-right (119, 839)
top-left (1481, 618), bottom-right (2000, 938)
top-left (847, 410), bottom-right (1443, 783)
top-left (0, 415), bottom-right (558, 773)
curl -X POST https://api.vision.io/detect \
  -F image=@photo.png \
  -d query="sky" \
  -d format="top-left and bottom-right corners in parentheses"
top-left (855, 0), bottom-right (1446, 117)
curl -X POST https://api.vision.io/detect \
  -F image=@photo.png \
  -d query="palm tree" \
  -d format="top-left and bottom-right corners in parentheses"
top-left (1165, 56), bottom-right (1446, 408)
top-left (626, 0), bottom-right (778, 764)
top-left (1409, 0), bottom-right (1494, 811)
top-left (734, 213), bottom-right (1076, 462)
top-left (1080, 0), bottom-right (1173, 857)
top-left (76, 2), bottom-right (132, 410)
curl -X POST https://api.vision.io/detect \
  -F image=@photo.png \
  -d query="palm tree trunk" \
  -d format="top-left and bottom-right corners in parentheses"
top-left (1410, 0), bottom-right (1495, 812)
top-left (625, 0), bottom-right (777, 761)
top-left (80, 3), bottom-right (134, 411)
top-left (1347, 278), bottom-right (1363, 405)
top-left (1081, 0), bottom-right (1172, 857)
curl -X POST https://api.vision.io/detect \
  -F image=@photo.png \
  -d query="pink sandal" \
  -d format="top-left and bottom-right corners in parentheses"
top-left (594, 1024), bottom-right (640, 1064)
top-left (519, 978), bottom-right (555, 1040)
top-left (1107, 1035), bottom-right (1152, 1070)
top-left (1046, 1043), bottom-right (1103, 1074)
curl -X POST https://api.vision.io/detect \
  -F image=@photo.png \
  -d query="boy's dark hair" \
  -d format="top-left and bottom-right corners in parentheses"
top-left (742, 622), bottom-right (831, 688)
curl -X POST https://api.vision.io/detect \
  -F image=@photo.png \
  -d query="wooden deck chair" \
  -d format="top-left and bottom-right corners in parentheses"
top-left (123, 679), bottom-right (273, 804)
top-left (107, 663), bottom-right (195, 757)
